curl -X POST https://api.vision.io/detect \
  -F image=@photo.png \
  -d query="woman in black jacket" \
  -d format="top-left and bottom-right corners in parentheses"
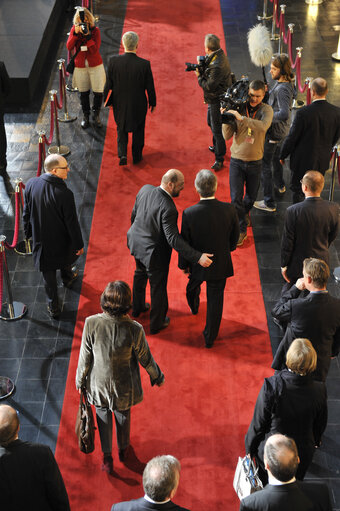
top-left (245, 338), bottom-right (327, 484)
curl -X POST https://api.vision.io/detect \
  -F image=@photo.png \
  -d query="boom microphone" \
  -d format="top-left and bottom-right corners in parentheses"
top-left (247, 24), bottom-right (273, 84)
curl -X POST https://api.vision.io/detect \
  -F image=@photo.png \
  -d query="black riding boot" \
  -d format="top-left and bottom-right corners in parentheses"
top-left (92, 92), bottom-right (103, 128)
top-left (80, 91), bottom-right (91, 129)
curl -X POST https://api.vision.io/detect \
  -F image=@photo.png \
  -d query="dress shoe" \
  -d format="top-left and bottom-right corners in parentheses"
top-left (63, 268), bottom-right (79, 288)
top-left (211, 161), bottom-right (223, 171)
top-left (205, 342), bottom-right (214, 349)
top-left (47, 305), bottom-right (61, 319)
top-left (237, 231), bottom-right (247, 247)
top-left (150, 316), bottom-right (170, 335)
top-left (132, 303), bottom-right (150, 318)
top-left (102, 455), bottom-right (114, 475)
top-left (81, 115), bottom-right (90, 129)
top-left (92, 110), bottom-right (102, 128)
top-left (119, 156), bottom-right (127, 166)
top-left (208, 145), bottom-right (215, 153)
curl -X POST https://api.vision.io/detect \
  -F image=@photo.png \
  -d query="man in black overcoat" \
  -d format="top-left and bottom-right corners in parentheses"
top-left (23, 154), bottom-right (84, 318)
top-left (272, 258), bottom-right (340, 381)
top-left (280, 77), bottom-right (340, 203)
top-left (104, 31), bottom-right (156, 166)
top-left (0, 60), bottom-right (11, 173)
top-left (240, 434), bottom-right (332, 511)
top-left (280, 171), bottom-right (339, 291)
top-left (111, 455), bottom-right (190, 511)
top-left (0, 404), bottom-right (70, 511)
top-left (127, 169), bottom-right (213, 334)
top-left (178, 169), bottom-right (239, 347)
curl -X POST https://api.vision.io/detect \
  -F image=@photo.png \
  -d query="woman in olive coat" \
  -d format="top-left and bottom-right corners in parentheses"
top-left (76, 281), bottom-right (164, 474)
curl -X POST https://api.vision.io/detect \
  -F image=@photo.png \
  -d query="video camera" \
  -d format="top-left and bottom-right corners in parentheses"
top-left (185, 55), bottom-right (208, 73)
top-left (220, 77), bottom-right (250, 125)
top-left (78, 8), bottom-right (89, 35)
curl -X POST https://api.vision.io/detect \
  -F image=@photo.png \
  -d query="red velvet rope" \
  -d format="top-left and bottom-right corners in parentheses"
top-left (56, 66), bottom-right (64, 110)
top-left (337, 154), bottom-right (340, 185)
top-left (36, 138), bottom-right (46, 177)
top-left (0, 251), bottom-right (3, 308)
top-left (295, 57), bottom-right (308, 93)
top-left (44, 97), bottom-right (55, 146)
top-left (306, 87), bottom-right (311, 105)
top-left (4, 188), bottom-right (21, 249)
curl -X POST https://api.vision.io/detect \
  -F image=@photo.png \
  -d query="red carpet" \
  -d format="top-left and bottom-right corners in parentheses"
top-left (55, 1), bottom-right (273, 509)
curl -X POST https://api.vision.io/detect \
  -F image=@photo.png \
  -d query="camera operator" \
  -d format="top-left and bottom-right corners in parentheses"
top-left (222, 80), bottom-right (273, 246)
top-left (196, 34), bottom-right (232, 171)
top-left (67, 7), bottom-right (106, 129)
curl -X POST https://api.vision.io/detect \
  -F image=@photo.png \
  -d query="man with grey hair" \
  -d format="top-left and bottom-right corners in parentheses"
top-left (104, 31), bottom-right (156, 166)
top-left (179, 169), bottom-right (239, 347)
top-left (0, 404), bottom-right (70, 510)
top-left (127, 169), bottom-right (213, 334)
top-left (111, 455), bottom-right (190, 510)
top-left (240, 434), bottom-right (332, 510)
top-left (23, 154), bottom-right (84, 318)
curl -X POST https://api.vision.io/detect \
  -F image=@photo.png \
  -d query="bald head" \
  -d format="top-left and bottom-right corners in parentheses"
top-left (161, 169), bottom-right (185, 198)
top-left (311, 77), bottom-right (328, 98)
top-left (264, 434), bottom-right (299, 482)
top-left (301, 170), bottom-right (324, 196)
top-left (0, 405), bottom-right (19, 446)
top-left (44, 154), bottom-right (65, 172)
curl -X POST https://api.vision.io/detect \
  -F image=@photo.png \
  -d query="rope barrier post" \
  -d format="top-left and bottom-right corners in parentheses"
top-left (271, 0), bottom-right (280, 41)
top-left (332, 26), bottom-right (340, 61)
top-left (48, 90), bottom-right (71, 156)
top-left (278, 5), bottom-right (286, 53)
top-left (305, 77), bottom-right (313, 105)
top-left (14, 179), bottom-right (33, 256)
top-left (305, 0), bottom-right (323, 4)
top-left (257, 0), bottom-right (272, 21)
top-left (57, 59), bottom-right (77, 123)
top-left (292, 47), bottom-right (304, 109)
top-left (0, 235), bottom-right (28, 321)
top-left (328, 145), bottom-right (339, 202)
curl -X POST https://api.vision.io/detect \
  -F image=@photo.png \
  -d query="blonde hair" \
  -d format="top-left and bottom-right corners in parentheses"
top-left (73, 7), bottom-right (95, 27)
top-left (286, 338), bottom-right (317, 375)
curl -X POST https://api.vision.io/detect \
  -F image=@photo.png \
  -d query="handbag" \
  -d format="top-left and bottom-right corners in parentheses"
top-left (75, 388), bottom-right (96, 453)
top-left (233, 455), bottom-right (263, 500)
top-left (66, 46), bottom-right (81, 74)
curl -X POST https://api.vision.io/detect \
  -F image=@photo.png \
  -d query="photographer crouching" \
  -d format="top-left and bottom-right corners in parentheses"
top-left (194, 34), bottom-right (232, 170)
top-left (67, 7), bottom-right (106, 129)
top-left (222, 80), bottom-right (273, 246)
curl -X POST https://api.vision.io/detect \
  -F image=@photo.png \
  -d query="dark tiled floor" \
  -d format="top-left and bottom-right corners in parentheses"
top-left (1, 0), bottom-right (340, 508)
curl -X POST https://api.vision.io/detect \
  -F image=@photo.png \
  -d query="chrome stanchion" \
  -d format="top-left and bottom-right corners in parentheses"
top-left (271, 0), bottom-right (280, 41)
top-left (48, 90), bottom-right (71, 156)
top-left (329, 145), bottom-right (339, 202)
top-left (278, 5), bottom-right (286, 53)
top-left (258, 0), bottom-right (272, 21)
top-left (0, 235), bottom-right (28, 320)
top-left (57, 59), bottom-right (77, 123)
top-left (292, 48), bottom-right (305, 109)
top-left (14, 179), bottom-right (32, 256)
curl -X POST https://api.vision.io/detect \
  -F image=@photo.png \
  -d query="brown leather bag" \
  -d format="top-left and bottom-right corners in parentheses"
top-left (75, 388), bottom-right (96, 454)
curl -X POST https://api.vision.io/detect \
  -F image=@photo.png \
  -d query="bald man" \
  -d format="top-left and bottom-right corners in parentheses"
top-left (280, 77), bottom-right (340, 203)
top-left (127, 169), bottom-right (213, 334)
top-left (23, 154), bottom-right (84, 318)
top-left (0, 404), bottom-right (70, 510)
top-left (240, 434), bottom-right (332, 511)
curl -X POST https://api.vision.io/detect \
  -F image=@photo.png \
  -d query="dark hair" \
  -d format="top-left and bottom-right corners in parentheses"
top-left (303, 258), bottom-right (329, 289)
top-left (205, 34), bottom-right (220, 51)
top-left (143, 455), bottom-right (180, 502)
top-left (249, 79), bottom-right (266, 92)
top-left (271, 53), bottom-right (294, 82)
top-left (264, 435), bottom-right (299, 482)
top-left (100, 281), bottom-right (131, 316)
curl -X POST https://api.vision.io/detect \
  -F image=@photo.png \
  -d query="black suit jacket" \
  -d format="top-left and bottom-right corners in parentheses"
top-left (0, 439), bottom-right (70, 511)
top-left (127, 185), bottom-right (201, 270)
top-left (112, 497), bottom-right (190, 511)
top-left (0, 61), bottom-right (11, 111)
top-left (280, 100), bottom-right (340, 177)
top-left (23, 174), bottom-right (83, 271)
top-left (178, 198), bottom-right (239, 280)
top-left (272, 286), bottom-right (340, 381)
top-left (281, 197), bottom-right (340, 282)
top-left (240, 481), bottom-right (332, 511)
top-left (104, 53), bottom-right (156, 131)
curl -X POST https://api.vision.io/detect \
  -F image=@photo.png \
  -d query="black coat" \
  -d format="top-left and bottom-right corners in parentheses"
top-left (245, 370), bottom-right (327, 479)
top-left (0, 439), bottom-right (70, 511)
top-left (280, 100), bottom-right (340, 177)
top-left (112, 497), bottom-right (190, 511)
top-left (272, 286), bottom-right (340, 381)
top-left (23, 174), bottom-right (83, 271)
top-left (197, 48), bottom-right (232, 104)
top-left (240, 481), bottom-right (332, 511)
top-left (0, 61), bottom-right (11, 111)
top-left (127, 185), bottom-right (201, 270)
top-left (104, 53), bottom-right (156, 132)
top-left (178, 198), bottom-right (239, 280)
top-left (281, 197), bottom-right (340, 282)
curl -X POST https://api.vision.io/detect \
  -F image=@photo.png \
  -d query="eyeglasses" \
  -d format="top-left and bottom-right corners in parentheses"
top-left (53, 166), bottom-right (69, 170)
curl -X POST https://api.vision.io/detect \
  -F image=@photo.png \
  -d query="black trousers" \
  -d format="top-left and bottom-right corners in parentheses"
top-left (41, 265), bottom-right (74, 310)
top-left (117, 120), bottom-right (145, 160)
top-left (95, 406), bottom-right (130, 455)
top-left (207, 102), bottom-right (226, 162)
top-left (186, 276), bottom-right (227, 345)
top-left (132, 258), bottom-right (169, 333)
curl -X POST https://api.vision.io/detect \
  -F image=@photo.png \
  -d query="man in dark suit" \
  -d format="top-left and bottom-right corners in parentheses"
top-left (240, 434), bottom-right (332, 511)
top-left (23, 154), bottom-right (84, 318)
top-left (280, 171), bottom-right (339, 291)
top-left (178, 169), bottom-right (239, 347)
top-left (127, 169), bottom-right (213, 334)
top-left (111, 455), bottom-right (190, 511)
top-left (104, 31), bottom-right (156, 166)
top-left (272, 258), bottom-right (340, 381)
top-left (0, 60), bottom-right (11, 174)
top-left (0, 404), bottom-right (70, 510)
top-left (280, 77), bottom-right (340, 203)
